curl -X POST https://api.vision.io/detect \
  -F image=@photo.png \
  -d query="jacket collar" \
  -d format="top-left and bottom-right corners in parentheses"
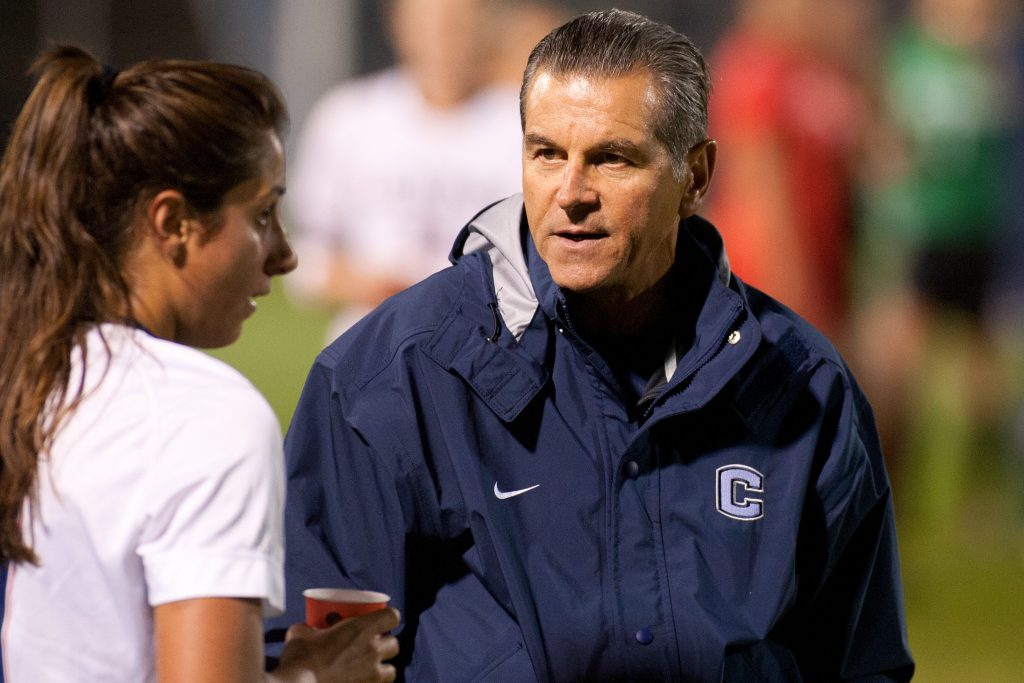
top-left (439, 194), bottom-right (767, 423)
top-left (451, 195), bottom-right (538, 340)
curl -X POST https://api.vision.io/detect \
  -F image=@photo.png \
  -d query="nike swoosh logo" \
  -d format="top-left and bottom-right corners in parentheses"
top-left (493, 482), bottom-right (540, 500)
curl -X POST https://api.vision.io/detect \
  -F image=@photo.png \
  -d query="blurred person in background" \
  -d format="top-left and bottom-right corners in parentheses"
top-left (984, 11), bottom-right (1024, 545)
top-left (286, 0), bottom-right (566, 340)
top-left (705, 0), bottom-right (880, 346)
top-left (0, 46), bottom-right (399, 682)
top-left (853, 0), bottom-right (1018, 529)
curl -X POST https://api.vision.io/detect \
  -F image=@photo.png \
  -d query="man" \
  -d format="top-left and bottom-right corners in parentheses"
top-left (271, 10), bottom-right (914, 681)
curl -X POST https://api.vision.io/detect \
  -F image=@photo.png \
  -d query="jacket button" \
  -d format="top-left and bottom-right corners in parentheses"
top-left (624, 460), bottom-right (640, 478)
top-left (635, 628), bottom-right (654, 645)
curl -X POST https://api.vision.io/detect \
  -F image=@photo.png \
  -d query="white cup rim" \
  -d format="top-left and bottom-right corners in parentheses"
top-left (303, 588), bottom-right (390, 604)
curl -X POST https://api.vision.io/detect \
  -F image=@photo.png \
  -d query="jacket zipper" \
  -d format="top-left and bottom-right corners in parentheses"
top-left (641, 307), bottom-right (746, 424)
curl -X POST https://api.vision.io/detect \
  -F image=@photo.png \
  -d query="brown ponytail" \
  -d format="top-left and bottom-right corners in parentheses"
top-left (0, 45), bottom-right (287, 563)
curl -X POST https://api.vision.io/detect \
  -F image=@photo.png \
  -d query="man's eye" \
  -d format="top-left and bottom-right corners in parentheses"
top-left (536, 148), bottom-right (560, 161)
top-left (598, 152), bottom-right (627, 165)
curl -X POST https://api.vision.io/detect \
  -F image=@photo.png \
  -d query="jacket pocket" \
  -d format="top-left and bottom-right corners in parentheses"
top-left (469, 641), bottom-right (536, 683)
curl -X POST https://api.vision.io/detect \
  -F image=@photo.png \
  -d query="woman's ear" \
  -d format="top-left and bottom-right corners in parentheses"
top-left (678, 139), bottom-right (717, 218)
top-left (145, 190), bottom-right (194, 265)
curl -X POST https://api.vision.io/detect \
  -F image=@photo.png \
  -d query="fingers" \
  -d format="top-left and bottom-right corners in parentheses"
top-left (378, 633), bottom-right (400, 661)
top-left (284, 622), bottom-right (314, 642)
top-left (338, 607), bottom-right (400, 635)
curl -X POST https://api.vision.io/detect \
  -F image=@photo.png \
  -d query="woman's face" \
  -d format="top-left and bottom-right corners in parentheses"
top-left (174, 133), bottom-right (296, 348)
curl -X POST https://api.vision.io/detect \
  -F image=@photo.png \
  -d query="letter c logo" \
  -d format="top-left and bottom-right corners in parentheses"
top-left (716, 465), bottom-right (764, 521)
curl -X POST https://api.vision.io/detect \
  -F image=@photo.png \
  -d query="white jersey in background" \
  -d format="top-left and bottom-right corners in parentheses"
top-left (286, 67), bottom-right (524, 339)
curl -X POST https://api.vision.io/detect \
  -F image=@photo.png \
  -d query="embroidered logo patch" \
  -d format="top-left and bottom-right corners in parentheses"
top-left (716, 465), bottom-right (764, 521)
top-left (493, 482), bottom-right (540, 500)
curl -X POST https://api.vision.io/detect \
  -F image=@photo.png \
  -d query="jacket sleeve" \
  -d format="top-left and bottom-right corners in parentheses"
top-left (787, 366), bottom-right (915, 681)
top-left (726, 364), bottom-right (915, 682)
top-left (264, 357), bottom-right (412, 646)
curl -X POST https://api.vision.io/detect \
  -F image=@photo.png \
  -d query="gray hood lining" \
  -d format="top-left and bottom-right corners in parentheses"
top-left (462, 194), bottom-right (538, 340)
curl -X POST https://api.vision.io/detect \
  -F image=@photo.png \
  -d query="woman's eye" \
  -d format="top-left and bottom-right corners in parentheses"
top-left (256, 208), bottom-right (273, 228)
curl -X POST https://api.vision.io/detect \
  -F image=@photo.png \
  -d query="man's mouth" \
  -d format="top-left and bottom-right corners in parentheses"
top-left (556, 230), bottom-right (605, 241)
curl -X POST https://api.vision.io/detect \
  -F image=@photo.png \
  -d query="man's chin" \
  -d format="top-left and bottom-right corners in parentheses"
top-left (550, 271), bottom-right (611, 297)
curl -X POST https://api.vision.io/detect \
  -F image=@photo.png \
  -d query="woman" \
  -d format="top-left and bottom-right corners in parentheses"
top-left (0, 47), bottom-right (398, 682)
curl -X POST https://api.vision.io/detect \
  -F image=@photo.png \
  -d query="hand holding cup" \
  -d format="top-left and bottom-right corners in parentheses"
top-left (276, 604), bottom-right (400, 683)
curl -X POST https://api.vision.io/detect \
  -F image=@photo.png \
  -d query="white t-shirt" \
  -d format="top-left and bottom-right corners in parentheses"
top-left (286, 67), bottom-right (524, 338)
top-left (1, 324), bottom-right (285, 682)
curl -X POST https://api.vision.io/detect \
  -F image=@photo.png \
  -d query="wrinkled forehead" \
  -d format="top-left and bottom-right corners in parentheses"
top-left (523, 68), bottom-right (659, 120)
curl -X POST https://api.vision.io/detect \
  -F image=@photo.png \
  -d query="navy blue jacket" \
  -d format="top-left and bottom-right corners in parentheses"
top-left (269, 196), bottom-right (914, 682)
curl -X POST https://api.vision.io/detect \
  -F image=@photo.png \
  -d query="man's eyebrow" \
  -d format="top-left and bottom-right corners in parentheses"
top-left (599, 138), bottom-right (644, 156)
top-left (524, 133), bottom-right (557, 148)
top-left (524, 133), bottom-right (644, 157)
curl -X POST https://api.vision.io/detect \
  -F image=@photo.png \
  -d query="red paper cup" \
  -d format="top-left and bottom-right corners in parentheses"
top-left (303, 588), bottom-right (391, 629)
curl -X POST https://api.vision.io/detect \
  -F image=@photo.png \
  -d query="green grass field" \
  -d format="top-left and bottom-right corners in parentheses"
top-left (207, 280), bottom-right (332, 429)
top-left (213, 281), bottom-right (1024, 681)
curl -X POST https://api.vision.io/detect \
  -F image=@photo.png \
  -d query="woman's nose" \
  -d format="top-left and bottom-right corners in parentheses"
top-left (266, 222), bottom-right (298, 276)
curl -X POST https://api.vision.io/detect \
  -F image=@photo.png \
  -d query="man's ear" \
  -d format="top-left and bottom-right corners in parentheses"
top-left (145, 190), bottom-right (194, 265)
top-left (678, 139), bottom-right (717, 218)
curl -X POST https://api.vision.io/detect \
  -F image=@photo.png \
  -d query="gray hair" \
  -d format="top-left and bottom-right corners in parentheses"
top-left (520, 9), bottom-right (711, 177)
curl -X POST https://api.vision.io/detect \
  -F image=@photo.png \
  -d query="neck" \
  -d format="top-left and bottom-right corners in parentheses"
top-left (565, 269), bottom-right (677, 352)
top-left (127, 292), bottom-right (175, 341)
top-left (123, 244), bottom-right (177, 342)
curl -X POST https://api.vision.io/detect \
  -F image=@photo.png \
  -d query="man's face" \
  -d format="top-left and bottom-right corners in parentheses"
top-left (522, 69), bottom-right (693, 300)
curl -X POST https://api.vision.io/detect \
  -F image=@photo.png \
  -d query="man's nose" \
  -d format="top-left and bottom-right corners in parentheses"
top-left (555, 161), bottom-right (597, 212)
